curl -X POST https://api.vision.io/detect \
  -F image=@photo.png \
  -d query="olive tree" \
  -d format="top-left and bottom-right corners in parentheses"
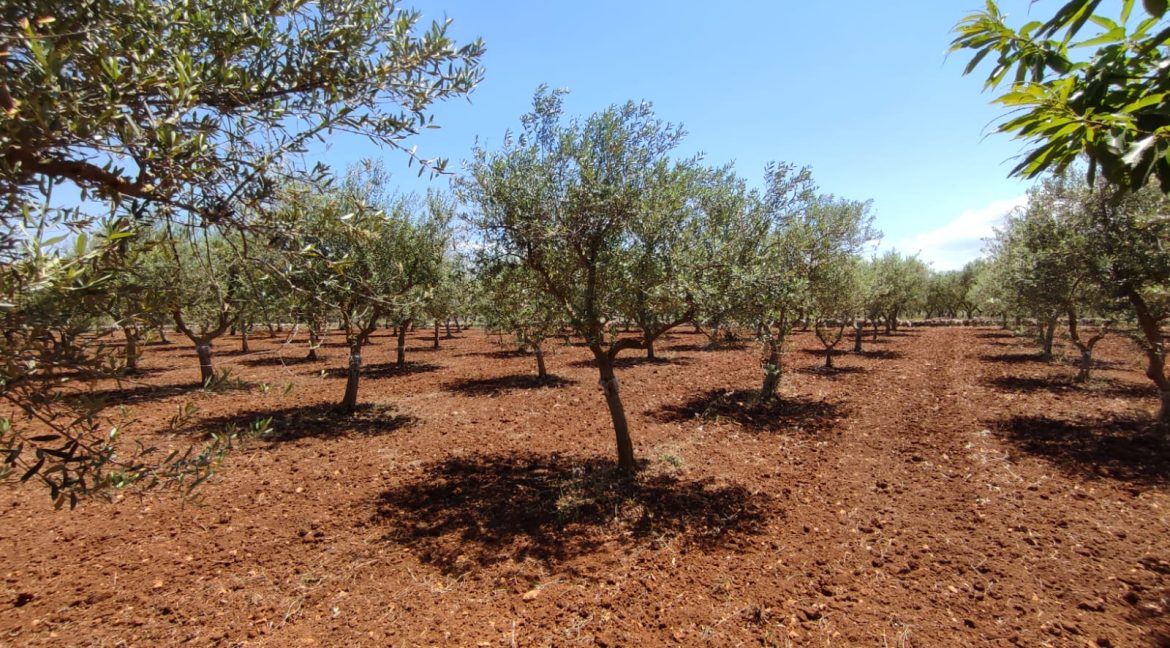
top-left (476, 260), bottom-right (563, 379)
top-left (1, 0), bottom-right (483, 500)
top-left (276, 167), bottom-right (446, 413)
top-left (463, 88), bottom-right (706, 477)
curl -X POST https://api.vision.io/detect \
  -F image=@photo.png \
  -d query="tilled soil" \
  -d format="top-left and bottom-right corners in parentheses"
top-left (1, 326), bottom-right (1168, 647)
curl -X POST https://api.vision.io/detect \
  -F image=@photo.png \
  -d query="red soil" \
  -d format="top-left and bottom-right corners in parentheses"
top-left (1, 326), bottom-right (1168, 647)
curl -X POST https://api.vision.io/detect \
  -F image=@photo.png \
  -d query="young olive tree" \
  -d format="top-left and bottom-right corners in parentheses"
top-left (734, 162), bottom-right (818, 403)
top-left (867, 251), bottom-right (929, 334)
top-left (463, 88), bottom-right (705, 477)
top-left (476, 260), bottom-right (563, 379)
top-left (276, 168), bottom-right (445, 414)
top-left (688, 166), bottom-right (769, 348)
top-left (794, 196), bottom-right (878, 368)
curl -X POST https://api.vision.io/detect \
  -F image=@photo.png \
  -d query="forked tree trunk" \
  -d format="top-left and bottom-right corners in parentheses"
top-left (340, 344), bottom-right (362, 413)
top-left (535, 342), bottom-right (547, 379)
top-left (1068, 310), bottom-right (1108, 383)
top-left (396, 321), bottom-right (409, 366)
top-left (444, 319), bottom-right (452, 338)
top-left (453, 316), bottom-right (462, 332)
top-left (595, 352), bottom-right (635, 477)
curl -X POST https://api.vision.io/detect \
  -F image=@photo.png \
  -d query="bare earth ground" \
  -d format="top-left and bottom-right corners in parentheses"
top-left (1, 326), bottom-right (1168, 647)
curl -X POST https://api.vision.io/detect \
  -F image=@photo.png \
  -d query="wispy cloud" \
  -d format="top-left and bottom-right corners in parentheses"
top-left (891, 195), bottom-right (1027, 271)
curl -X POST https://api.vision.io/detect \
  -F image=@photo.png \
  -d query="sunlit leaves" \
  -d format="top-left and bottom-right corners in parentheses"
top-left (951, 0), bottom-right (1170, 190)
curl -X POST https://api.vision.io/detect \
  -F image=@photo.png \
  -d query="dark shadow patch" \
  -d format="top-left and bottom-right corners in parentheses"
top-left (109, 366), bottom-right (170, 379)
top-left (67, 382), bottom-right (198, 406)
top-left (979, 352), bottom-right (1050, 365)
top-left (663, 341), bottom-right (750, 353)
top-left (192, 402), bottom-right (416, 442)
top-left (653, 388), bottom-right (844, 433)
top-left (322, 361), bottom-right (440, 379)
top-left (66, 378), bottom-right (250, 406)
top-left (795, 365), bottom-right (866, 378)
top-left (442, 374), bottom-right (576, 396)
top-left (240, 355), bottom-right (324, 368)
top-left (974, 331), bottom-right (1017, 340)
top-left (1062, 356), bottom-right (1130, 371)
top-left (1088, 378), bottom-right (1159, 400)
top-left (568, 355), bottom-right (691, 369)
top-left (373, 453), bottom-right (772, 573)
top-left (461, 349), bottom-right (529, 360)
top-left (856, 349), bottom-right (904, 360)
top-left (799, 348), bottom-right (848, 359)
top-left (992, 414), bottom-right (1169, 486)
top-left (986, 375), bottom-right (1077, 393)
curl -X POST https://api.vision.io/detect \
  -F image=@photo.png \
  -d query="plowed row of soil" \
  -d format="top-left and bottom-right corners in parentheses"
top-left (2, 325), bottom-right (1168, 647)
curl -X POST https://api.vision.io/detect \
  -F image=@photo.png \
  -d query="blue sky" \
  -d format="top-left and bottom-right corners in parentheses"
top-left (316, 1), bottom-right (1050, 270)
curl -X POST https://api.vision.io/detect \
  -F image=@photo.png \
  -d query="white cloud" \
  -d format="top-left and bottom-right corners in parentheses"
top-left (890, 195), bottom-right (1027, 271)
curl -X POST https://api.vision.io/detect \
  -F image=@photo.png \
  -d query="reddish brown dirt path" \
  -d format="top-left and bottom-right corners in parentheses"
top-left (1, 326), bottom-right (1167, 647)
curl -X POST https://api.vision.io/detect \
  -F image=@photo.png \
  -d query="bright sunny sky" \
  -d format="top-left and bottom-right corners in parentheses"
top-left (314, 1), bottom-right (1050, 271)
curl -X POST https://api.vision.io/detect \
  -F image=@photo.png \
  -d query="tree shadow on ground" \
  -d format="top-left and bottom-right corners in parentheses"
top-left (653, 389), bottom-right (844, 433)
top-left (373, 453), bottom-right (773, 573)
top-left (240, 355), bottom-right (324, 368)
top-left (442, 374), bottom-right (576, 397)
top-left (986, 375), bottom-right (1157, 400)
top-left (67, 379), bottom-right (249, 406)
top-left (322, 361), bottom-right (440, 379)
top-left (664, 341), bottom-right (750, 353)
top-left (975, 331), bottom-right (1017, 340)
top-left (856, 349), bottom-right (904, 360)
top-left (991, 414), bottom-right (1169, 486)
top-left (193, 402), bottom-right (416, 442)
top-left (979, 352), bottom-right (1050, 364)
top-left (461, 349), bottom-right (529, 360)
top-left (986, 375), bottom-right (1078, 393)
top-left (1061, 356), bottom-right (1130, 371)
top-left (799, 348), bottom-right (847, 359)
top-left (795, 365), bottom-right (866, 378)
top-left (1088, 378), bottom-right (1159, 399)
top-left (568, 355), bottom-right (691, 369)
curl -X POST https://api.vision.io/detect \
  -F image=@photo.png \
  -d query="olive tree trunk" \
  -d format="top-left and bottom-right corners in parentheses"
top-left (396, 320), bottom-right (410, 366)
top-left (534, 342), bottom-right (547, 379)
top-left (595, 351), bottom-right (635, 477)
top-left (340, 345), bottom-right (363, 413)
